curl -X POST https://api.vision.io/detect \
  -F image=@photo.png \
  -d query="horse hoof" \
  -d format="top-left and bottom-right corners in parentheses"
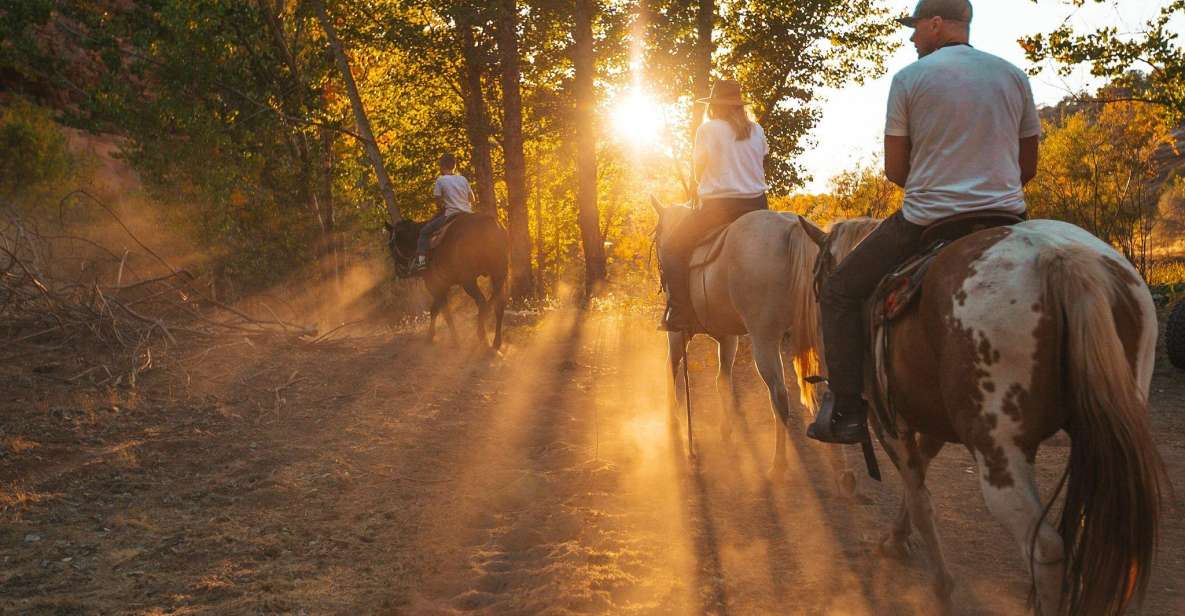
top-left (837, 471), bottom-right (858, 498)
top-left (877, 536), bottom-right (910, 561)
top-left (933, 573), bottom-right (955, 606)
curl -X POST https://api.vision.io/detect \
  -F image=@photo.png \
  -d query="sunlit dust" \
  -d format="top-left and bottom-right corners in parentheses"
top-left (611, 91), bottom-right (663, 147)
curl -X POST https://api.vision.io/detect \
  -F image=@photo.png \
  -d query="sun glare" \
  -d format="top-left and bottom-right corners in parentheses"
top-left (611, 91), bottom-right (663, 147)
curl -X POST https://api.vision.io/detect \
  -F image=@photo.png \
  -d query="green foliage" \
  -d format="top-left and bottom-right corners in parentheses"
top-left (645, 0), bottom-right (899, 190)
top-left (1026, 101), bottom-right (1175, 277)
top-left (0, 98), bottom-right (74, 198)
top-left (1022, 0), bottom-right (1185, 120)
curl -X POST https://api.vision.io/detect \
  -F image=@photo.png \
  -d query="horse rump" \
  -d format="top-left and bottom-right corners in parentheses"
top-left (1038, 244), bottom-right (1167, 616)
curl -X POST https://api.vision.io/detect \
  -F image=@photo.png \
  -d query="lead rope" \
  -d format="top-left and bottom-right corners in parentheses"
top-left (683, 335), bottom-right (694, 457)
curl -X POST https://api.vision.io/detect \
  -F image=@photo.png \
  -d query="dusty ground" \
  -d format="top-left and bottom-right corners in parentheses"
top-left (2, 304), bottom-right (1183, 615)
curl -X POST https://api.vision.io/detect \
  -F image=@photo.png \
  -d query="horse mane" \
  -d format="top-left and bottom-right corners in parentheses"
top-left (827, 217), bottom-right (882, 260)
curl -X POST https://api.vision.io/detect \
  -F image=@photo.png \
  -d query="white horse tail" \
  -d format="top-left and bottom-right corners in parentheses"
top-left (1038, 243), bottom-right (1165, 616)
top-left (786, 217), bottom-right (824, 413)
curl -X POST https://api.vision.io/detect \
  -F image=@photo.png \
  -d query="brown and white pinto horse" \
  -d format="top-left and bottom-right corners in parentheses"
top-left (800, 217), bottom-right (1166, 615)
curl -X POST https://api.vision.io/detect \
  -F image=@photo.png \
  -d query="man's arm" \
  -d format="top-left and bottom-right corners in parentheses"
top-left (1019, 135), bottom-right (1039, 186)
top-left (884, 135), bottom-right (911, 188)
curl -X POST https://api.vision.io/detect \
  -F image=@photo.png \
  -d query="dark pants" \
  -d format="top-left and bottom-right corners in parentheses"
top-left (661, 194), bottom-right (769, 320)
top-left (820, 210), bottom-right (925, 399)
top-left (417, 212), bottom-right (455, 256)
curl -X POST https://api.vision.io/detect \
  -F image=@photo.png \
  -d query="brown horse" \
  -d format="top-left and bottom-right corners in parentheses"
top-left (799, 217), bottom-right (1166, 615)
top-left (385, 214), bottom-right (508, 350)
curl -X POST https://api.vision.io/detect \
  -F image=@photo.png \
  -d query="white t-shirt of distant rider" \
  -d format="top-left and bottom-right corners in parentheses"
top-left (433, 174), bottom-right (475, 216)
top-left (885, 45), bottom-right (1042, 226)
top-left (694, 119), bottom-right (769, 201)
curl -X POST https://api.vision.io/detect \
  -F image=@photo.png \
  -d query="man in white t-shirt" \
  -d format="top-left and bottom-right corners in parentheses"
top-left (807, 0), bottom-right (1041, 444)
top-left (413, 152), bottom-right (475, 272)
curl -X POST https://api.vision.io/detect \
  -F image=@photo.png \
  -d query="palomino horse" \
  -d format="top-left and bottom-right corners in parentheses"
top-left (652, 199), bottom-right (854, 491)
top-left (385, 214), bottom-right (508, 350)
top-left (799, 216), bottom-right (1166, 615)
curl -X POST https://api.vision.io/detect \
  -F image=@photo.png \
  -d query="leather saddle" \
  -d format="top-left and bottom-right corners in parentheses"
top-left (688, 224), bottom-right (733, 270)
top-left (870, 210), bottom-right (1025, 323)
top-left (428, 213), bottom-right (467, 251)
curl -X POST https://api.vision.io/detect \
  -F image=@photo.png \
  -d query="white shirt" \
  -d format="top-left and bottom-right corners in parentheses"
top-left (433, 173), bottom-right (475, 216)
top-left (694, 119), bottom-right (769, 200)
top-left (885, 45), bottom-right (1042, 226)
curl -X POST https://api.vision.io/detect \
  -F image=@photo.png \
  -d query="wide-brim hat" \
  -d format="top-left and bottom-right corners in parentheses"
top-left (696, 79), bottom-right (747, 106)
top-left (896, 0), bottom-right (973, 28)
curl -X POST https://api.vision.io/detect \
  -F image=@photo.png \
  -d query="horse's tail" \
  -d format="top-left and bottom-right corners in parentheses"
top-left (786, 216), bottom-right (824, 413)
top-left (1039, 244), bottom-right (1165, 615)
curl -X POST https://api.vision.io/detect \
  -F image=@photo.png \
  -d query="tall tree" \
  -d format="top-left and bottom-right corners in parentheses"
top-left (573, 0), bottom-right (607, 295)
top-left (496, 0), bottom-right (535, 298)
top-left (689, 0), bottom-right (714, 148)
top-left (311, 0), bottom-right (402, 224)
top-left (455, 6), bottom-right (499, 213)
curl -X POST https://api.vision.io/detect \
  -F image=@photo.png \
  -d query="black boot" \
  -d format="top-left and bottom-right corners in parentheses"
top-left (806, 392), bottom-right (869, 444)
top-left (657, 300), bottom-right (703, 333)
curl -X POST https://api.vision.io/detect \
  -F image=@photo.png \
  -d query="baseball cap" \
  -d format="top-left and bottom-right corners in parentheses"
top-left (896, 0), bottom-right (973, 28)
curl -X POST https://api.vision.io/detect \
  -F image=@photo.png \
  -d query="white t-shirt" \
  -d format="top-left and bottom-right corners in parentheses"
top-left (885, 45), bottom-right (1042, 226)
top-left (433, 174), bottom-right (475, 216)
top-left (694, 119), bottom-right (769, 200)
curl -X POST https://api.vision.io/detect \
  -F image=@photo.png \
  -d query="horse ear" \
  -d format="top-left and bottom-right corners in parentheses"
top-left (649, 195), bottom-right (665, 216)
top-left (797, 216), bottom-right (827, 247)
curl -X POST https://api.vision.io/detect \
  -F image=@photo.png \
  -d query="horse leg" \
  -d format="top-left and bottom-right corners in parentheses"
top-left (666, 331), bottom-right (688, 425)
top-left (750, 334), bottom-right (792, 480)
top-left (879, 432), bottom-right (945, 559)
top-left (975, 446), bottom-right (1064, 616)
top-left (881, 430), bottom-right (955, 604)
top-left (461, 281), bottom-right (490, 348)
top-left (714, 335), bottom-right (739, 443)
top-left (491, 275), bottom-right (507, 350)
top-left (427, 292), bottom-right (448, 344)
top-left (441, 300), bottom-right (460, 346)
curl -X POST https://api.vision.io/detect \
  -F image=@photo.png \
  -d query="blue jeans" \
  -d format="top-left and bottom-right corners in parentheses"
top-left (417, 213), bottom-right (454, 255)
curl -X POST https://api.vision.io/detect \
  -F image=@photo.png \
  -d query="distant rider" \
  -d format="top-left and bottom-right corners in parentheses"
top-left (413, 152), bottom-right (475, 273)
top-left (806, 0), bottom-right (1042, 444)
top-left (659, 78), bottom-right (770, 332)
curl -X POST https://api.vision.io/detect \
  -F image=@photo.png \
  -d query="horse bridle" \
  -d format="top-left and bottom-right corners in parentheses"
top-left (387, 231), bottom-right (416, 278)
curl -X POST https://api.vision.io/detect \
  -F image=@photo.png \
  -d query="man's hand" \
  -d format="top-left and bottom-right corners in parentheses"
top-left (884, 135), bottom-right (911, 188)
top-left (1019, 135), bottom-right (1039, 186)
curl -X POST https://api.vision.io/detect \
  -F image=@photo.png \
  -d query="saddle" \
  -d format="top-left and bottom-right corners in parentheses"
top-left (428, 213), bottom-right (467, 251)
top-left (688, 224), bottom-right (733, 270)
top-left (864, 210), bottom-right (1024, 438)
top-left (870, 210), bottom-right (1025, 324)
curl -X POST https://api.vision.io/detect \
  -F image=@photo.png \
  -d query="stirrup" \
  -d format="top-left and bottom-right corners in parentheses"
top-left (806, 392), bottom-right (868, 445)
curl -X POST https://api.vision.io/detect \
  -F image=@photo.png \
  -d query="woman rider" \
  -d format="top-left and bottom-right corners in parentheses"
top-left (660, 79), bottom-right (770, 332)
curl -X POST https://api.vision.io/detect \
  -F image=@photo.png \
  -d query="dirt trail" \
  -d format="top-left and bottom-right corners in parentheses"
top-left (2, 306), bottom-right (1183, 614)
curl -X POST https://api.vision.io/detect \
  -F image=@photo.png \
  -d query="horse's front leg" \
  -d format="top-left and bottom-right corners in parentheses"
top-left (427, 292), bottom-right (449, 344)
top-left (880, 428), bottom-right (954, 605)
top-left (714, 335), bottom-right (739, 443)
top-left (879, 431), bottom-right (944, 559)
top-left (461, 281), bottom-right (489, 347)
top-left (666, 331), bottom-right (687, 425)
top-left (441, 301), bottom-right (460, 346)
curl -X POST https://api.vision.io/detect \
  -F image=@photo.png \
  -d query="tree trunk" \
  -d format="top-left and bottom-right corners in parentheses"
top-left (573, 0), bottom-right (607, 296)
top-left (457, 14), bottom-right (498, 214)
top-left (689, 0), bottom-right (714, 151)
top-left (317, 127), bottom-right (339, 285)
top-left (311, 0), bottom-right (401, 224)
top-left (496, 0), bottom-right (534, 298)
top-left (534, 169), bottom-right (546, 294)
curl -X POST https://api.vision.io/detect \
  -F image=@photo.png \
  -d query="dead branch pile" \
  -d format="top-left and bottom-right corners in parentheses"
top-left (1, 191), bottom-right (317, 387)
